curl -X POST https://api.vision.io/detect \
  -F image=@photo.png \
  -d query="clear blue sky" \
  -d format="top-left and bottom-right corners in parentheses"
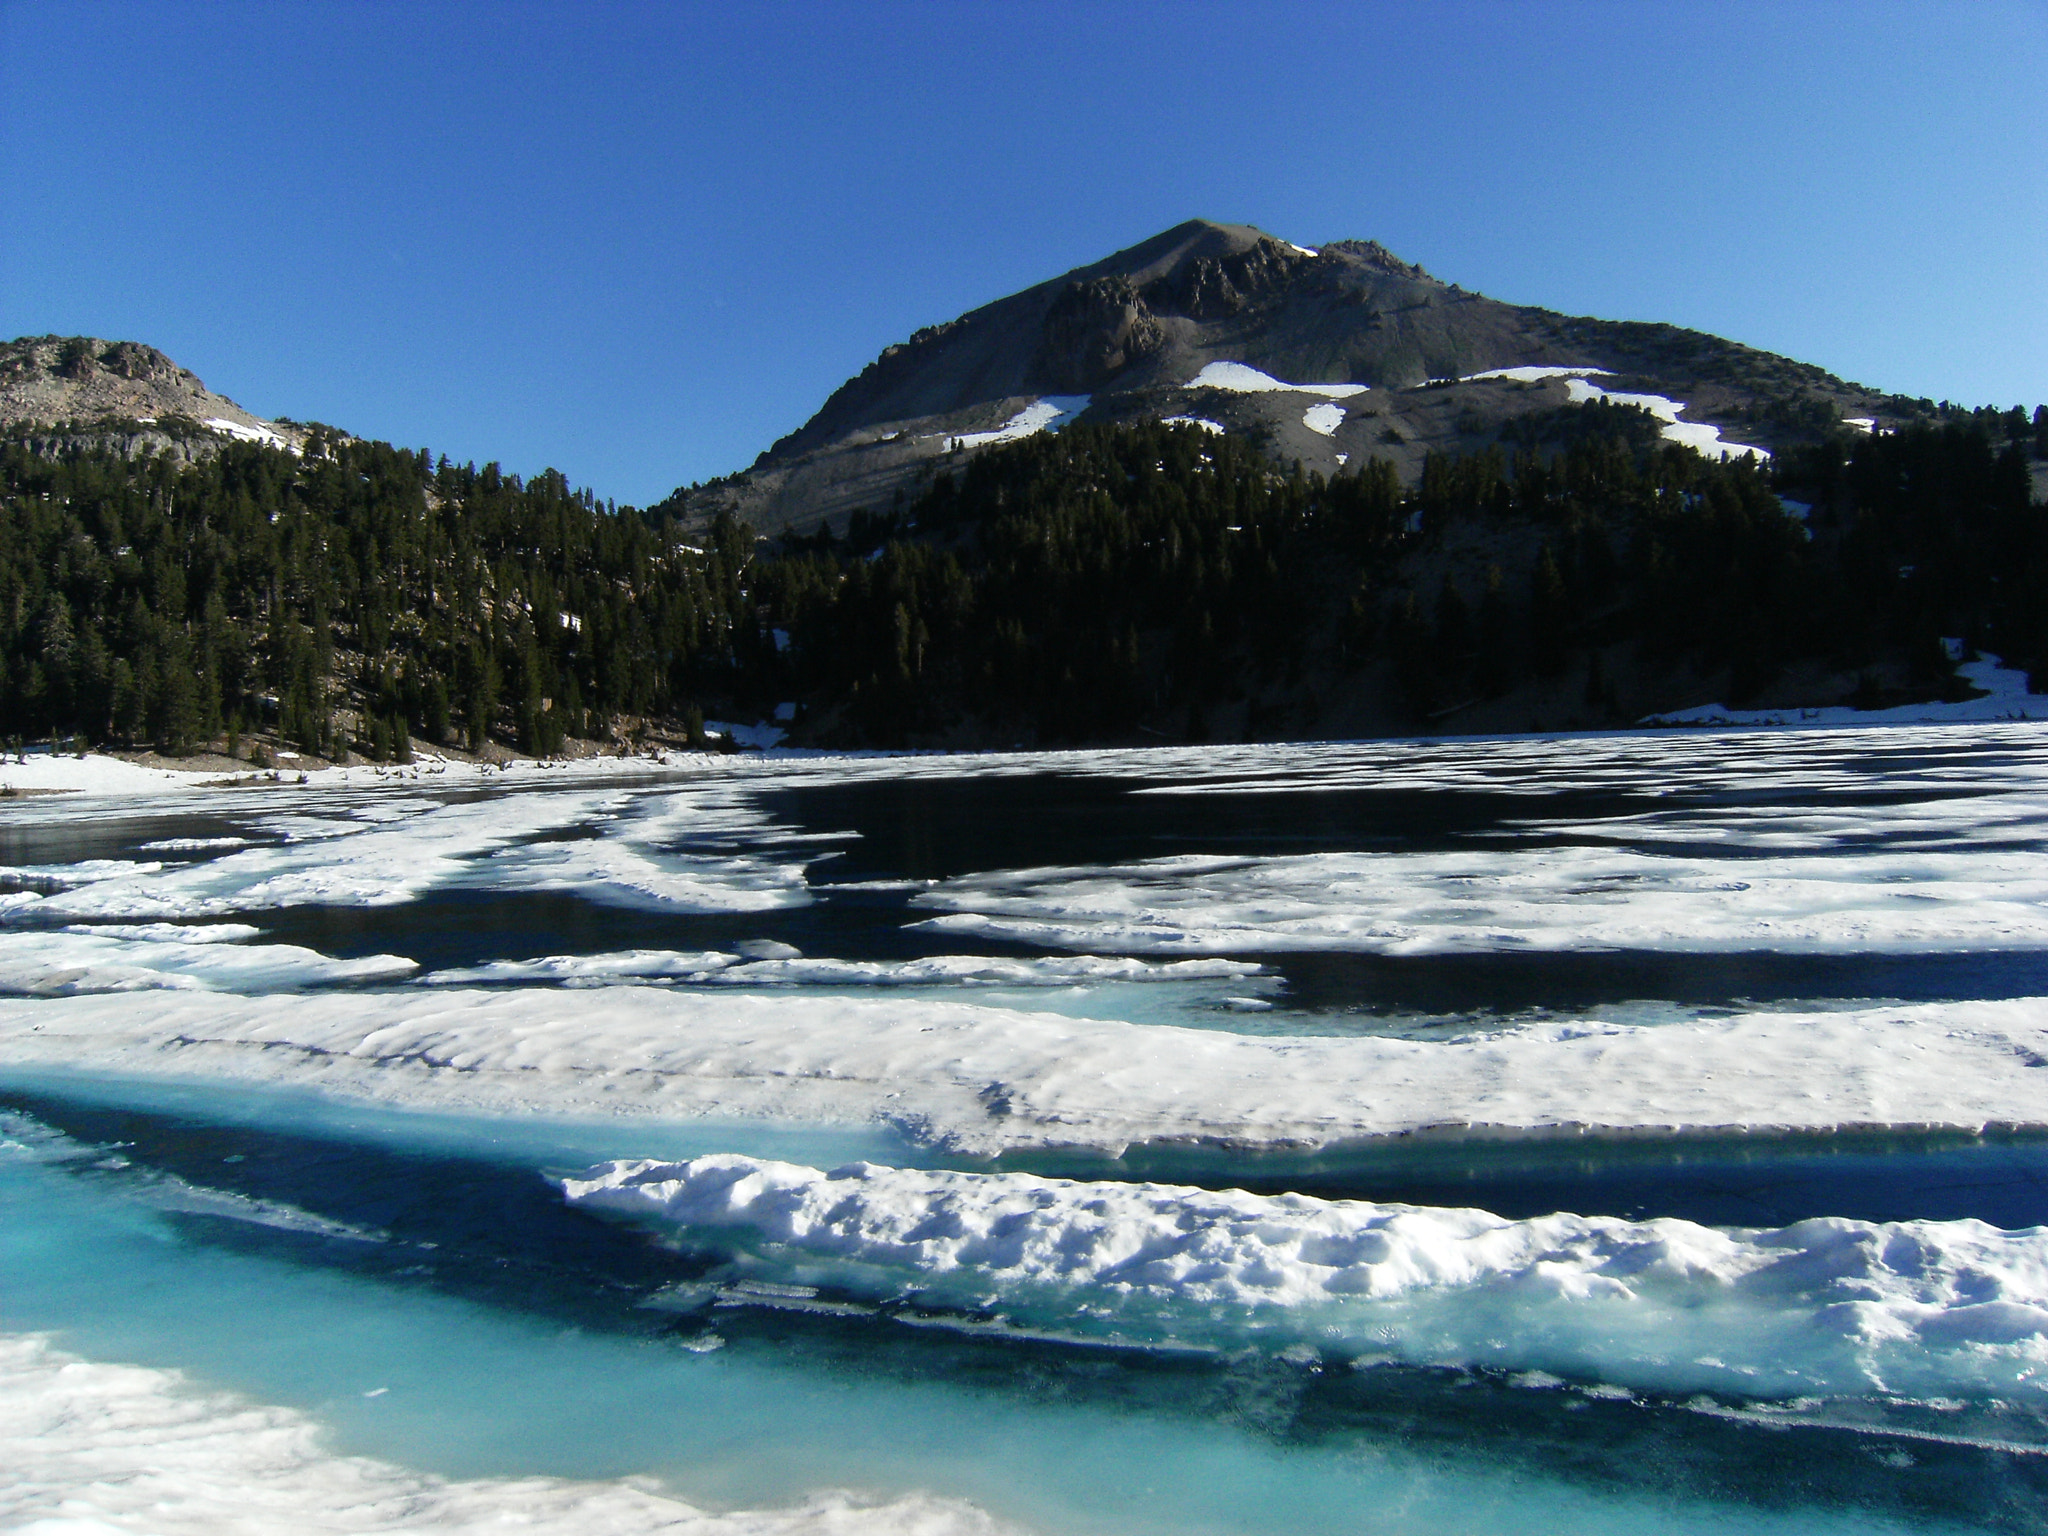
top-left (4, 0), bottom-right (2044, 507)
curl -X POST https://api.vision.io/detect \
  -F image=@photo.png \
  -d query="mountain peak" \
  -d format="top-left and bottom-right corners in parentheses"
top-left (668, 222), bottom-right (1890, 537)
top-left (1, 335), bottom-right (302, 452)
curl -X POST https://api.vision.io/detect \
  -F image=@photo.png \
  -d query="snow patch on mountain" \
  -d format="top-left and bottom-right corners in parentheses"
top-left (1301, 402), bottom-right (1345, 436)
top-left (1563, 378), bottom-right (1769, 461)
top-left (1187, 363), bottom-right (1367, 399)
top-left (944, 397), bottom-right (1090, 451)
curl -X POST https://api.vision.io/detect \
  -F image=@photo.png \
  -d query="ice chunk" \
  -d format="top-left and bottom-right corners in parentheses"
top-left (565, 1155), bottom-right (2048, 1399)
top-left (4, 987), bottom-right (2047, 1158)
top-left (0, 928), bottom-right (415, 996)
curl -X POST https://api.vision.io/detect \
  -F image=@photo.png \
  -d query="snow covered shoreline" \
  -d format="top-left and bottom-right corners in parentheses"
top-left (2, 988), bottom-right (2045, 1157)
top-left (5, 697), bottom-right (2045, 806)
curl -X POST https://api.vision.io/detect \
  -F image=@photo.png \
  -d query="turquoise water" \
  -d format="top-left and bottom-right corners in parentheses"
top-left (0, 1095), bottom-right (2008, 1536)
top-left (7, 729), bottom-right (2048, 1531)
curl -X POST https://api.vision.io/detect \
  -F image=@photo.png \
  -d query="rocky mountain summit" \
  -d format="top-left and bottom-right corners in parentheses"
top-left (0, 335), bottom-right (303, 457)
top-left (666, 219), bottom-right (1897, 536)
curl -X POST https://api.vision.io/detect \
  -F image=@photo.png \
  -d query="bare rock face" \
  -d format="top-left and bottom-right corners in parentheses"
top-left (1034, 276), bottom-right (1164, 392)
top-left (0, 335), bottom-right (302, 452)
top-left (1140, 235), bottom-right (1312, 320)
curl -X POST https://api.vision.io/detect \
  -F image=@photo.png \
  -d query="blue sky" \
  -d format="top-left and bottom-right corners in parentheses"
top-left (4, 0), bottom-right (2044, 506)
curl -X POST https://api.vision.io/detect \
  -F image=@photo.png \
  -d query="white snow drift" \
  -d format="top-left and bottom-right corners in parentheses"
top-left (1300, 402), bottom-right (1345, 437)
top-left (1186, 363), bottom-right (1367, 399)
top-left (946, 397), bottom-right (1090, 450)
top-left (2, 988), bottom-right (2045, 1157)
top-left (1562, 376), bottom-right (1769, 461)
top-left (567, 1154), bottom-right (2048, 1399)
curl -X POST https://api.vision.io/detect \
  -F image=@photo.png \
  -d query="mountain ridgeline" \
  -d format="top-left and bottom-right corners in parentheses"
top-left (1, 223), bottom-right (2045, 758)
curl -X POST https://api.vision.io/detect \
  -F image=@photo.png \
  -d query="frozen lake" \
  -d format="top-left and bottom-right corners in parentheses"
top-left (4, 725), bottom-right (2047, 1533)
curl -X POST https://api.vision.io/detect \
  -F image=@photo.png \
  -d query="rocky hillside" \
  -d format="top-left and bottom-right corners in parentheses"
top-left (0, 336), bottom-right (304, 458)
top-left (663, 219), bottom-right (1902, 537)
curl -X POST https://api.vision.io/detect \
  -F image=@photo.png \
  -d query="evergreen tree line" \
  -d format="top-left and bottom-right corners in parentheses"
top-left (743, 413), bottom-right (2044, 742)
top-left (0, 406), bottom-right (2039, 754)
top-left (0, 429), bottom-right (750, 756)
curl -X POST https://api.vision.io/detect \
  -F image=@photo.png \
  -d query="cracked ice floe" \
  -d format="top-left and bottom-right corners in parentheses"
top-left (945, 396), bottom-right (1090, 450)
top-left (565, 1154), bottom-right (2048, 1400)
top-left (421, 949), bottom-right (1259, 989)
top-left (0, 1333), bottom-right (1010, 1536)
top-left (0, 927), bottom-right (414, 996)
top-left (1301, 402), bottom-right (1345, 436)
top-left (3, 988), bottom-right (2045, 1156)
top-left (1186, 362), bottom-right (1368, 399)
top-left (0, 784), bottom-right (832, 921)
top-left (906, 827), bottom-right (2048, 955)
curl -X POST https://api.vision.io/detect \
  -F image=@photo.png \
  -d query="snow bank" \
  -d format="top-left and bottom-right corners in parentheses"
top-left (0, 751), bottom-right (212, 796)
top-left (1301, 403), bottom-right (1344, 437)
top-left (566, 1154), bottom-right (2048, 1400)
top-left (1456, 366), bottom-right (1612, 385)
top-left (1186, 363), bottom-right (1367, 399)
top-left (1647, 652), bottom-right (2047, 728)
top-left (203, 417), bottom-right (298, 453)
top-left (710, 720), bottom-right (791, 751)
top-left (1159, 415), bottom-right (1225, 435)
top-left (2, 988), bottom-right (2044, 1157)
top-left (1563, 377), bottom-right (1769, 462)
top-left (946, 397), bottom-right (1089, 451)
top-left (1440, 367), bottom-right (1767, 461)
top-left (0, 1332), bottom-right (1011, 1536)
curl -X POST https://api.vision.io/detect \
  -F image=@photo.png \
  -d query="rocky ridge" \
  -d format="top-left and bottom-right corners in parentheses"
top-left (664, 219), bottom-right (1899, 537)
top-left (0, 335), bottom-right (305, 458)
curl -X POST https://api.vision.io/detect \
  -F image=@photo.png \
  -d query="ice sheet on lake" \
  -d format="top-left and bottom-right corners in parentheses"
top-left (422, 949), bottom-right (1259, 989)
top-left (0, 780), bottom-right (837, 921)
top-left (3, 987), bottom-right (2044, 1156)
top-left (908, 834), bottom-right (2048, 955)
top-left (0, 1332), bottom-right (1013, 1536)
top-left (0, 794), bottom-right (610, 919)
top-left (567, 1154), bottom-right (2048, 1400)
top-left (0, 928), bottom-right (414, 996)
